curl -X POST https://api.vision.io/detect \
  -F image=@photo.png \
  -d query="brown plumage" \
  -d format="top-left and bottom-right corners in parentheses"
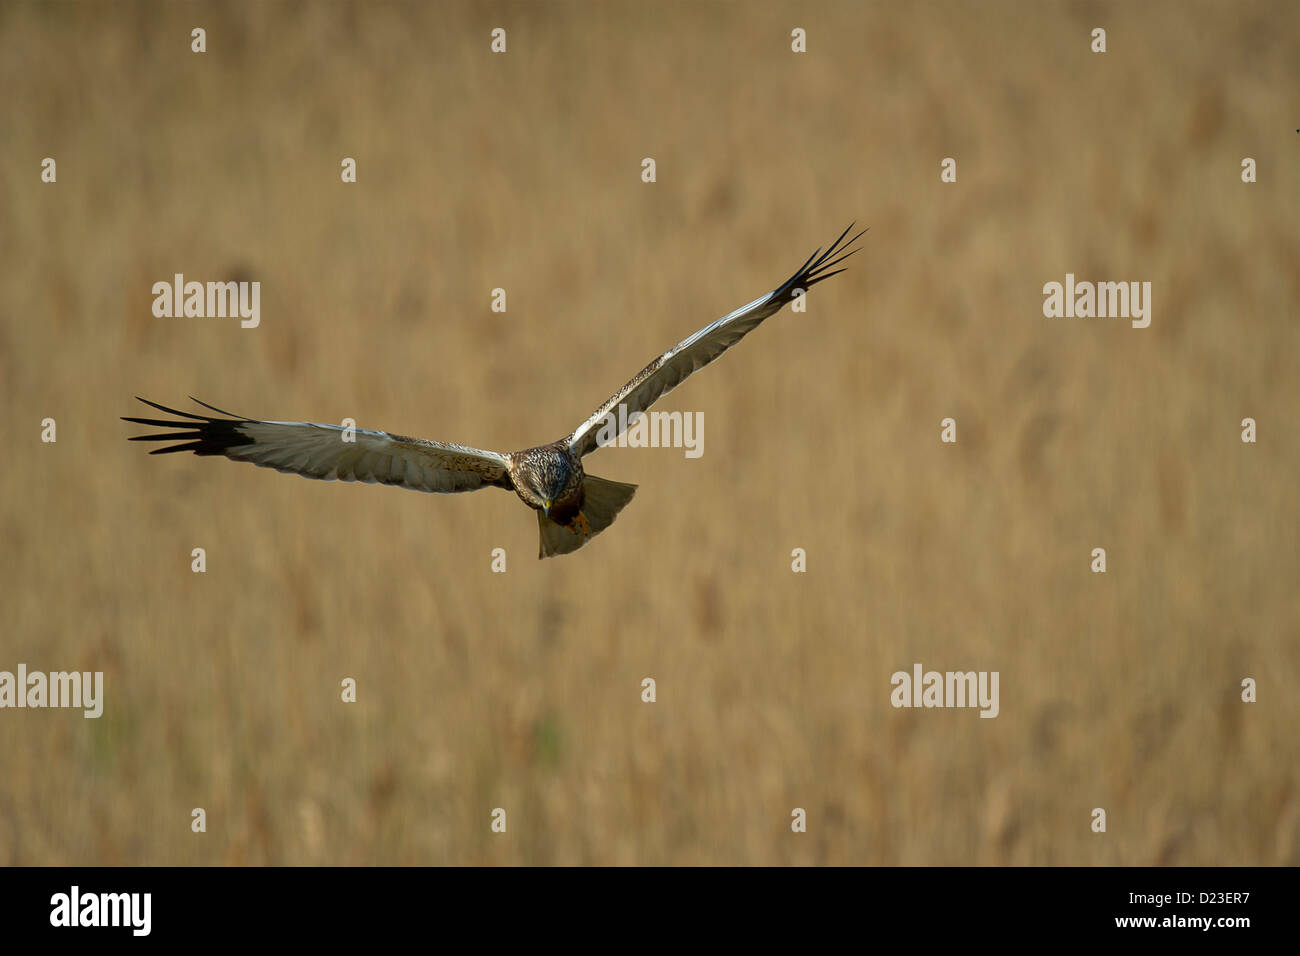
top-left (123, 225), bottom-right (862, 557)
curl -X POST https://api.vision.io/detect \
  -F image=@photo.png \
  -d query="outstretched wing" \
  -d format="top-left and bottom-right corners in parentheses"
top-left (123, 398), bottom-right (511, 494)
top-left (565, 223), bottom-right (864, 458)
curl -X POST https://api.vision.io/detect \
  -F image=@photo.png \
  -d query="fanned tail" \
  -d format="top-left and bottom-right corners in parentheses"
top-left (537, 475), bottom-right (638, 558)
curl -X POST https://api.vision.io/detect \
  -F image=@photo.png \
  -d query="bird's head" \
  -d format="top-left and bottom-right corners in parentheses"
top-left (515, 448), bottom-right (581, 518)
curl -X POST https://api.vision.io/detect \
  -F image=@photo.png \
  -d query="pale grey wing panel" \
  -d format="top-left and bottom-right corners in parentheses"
top-left (229, 422), bottom-right (508, 492)
top-left (565, 291), bottom-right (784, 459)
top-left (123, 398), bottom-right (510, 494)
top-left (565, 224), bottom-right (863, 459)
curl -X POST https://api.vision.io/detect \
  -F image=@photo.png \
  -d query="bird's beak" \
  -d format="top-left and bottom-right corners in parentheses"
top-left (543, 499), bottom-right (552, 516)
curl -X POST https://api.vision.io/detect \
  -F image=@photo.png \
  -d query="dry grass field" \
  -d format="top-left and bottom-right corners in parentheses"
top-left (1, 0), bottom-right (1297, 865)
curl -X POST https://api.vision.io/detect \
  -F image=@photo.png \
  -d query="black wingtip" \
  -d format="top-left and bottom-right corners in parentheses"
top-left (124, 397), bottom-right (257, 456)
top-left (780, 223), bottom-right (867, 295)
top-left (132, 396), bottom-right (210, 420)
top-left (187, 396), bottom-right (250, 420)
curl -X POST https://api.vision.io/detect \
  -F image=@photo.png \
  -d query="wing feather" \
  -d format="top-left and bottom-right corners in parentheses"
top-left (566, 224), bottom-right (864, 458)
top-left (123, 398), bottom-right (510, 494)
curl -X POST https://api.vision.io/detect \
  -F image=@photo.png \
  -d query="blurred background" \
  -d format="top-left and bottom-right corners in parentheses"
top-left (1, 0), bottom-right (1297, 865)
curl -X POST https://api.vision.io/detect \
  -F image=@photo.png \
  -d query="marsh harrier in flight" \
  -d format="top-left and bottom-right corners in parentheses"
top-left (125, 225), bottom-right (862, 557)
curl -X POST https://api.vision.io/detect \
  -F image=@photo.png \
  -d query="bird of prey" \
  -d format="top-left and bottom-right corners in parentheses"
top-left (124, 225), bottom-right (863, 558)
